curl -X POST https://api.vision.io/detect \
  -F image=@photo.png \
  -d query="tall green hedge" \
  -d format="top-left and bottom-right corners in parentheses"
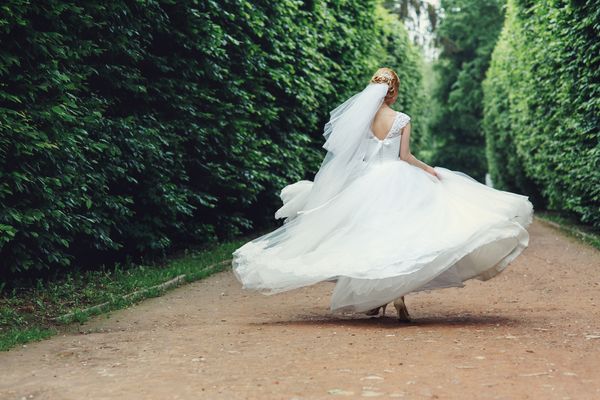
top-left (483, 0), bottom-right (599, 228)
top-left (0, 1), bottom-right (423, 275)
top-left (428, 0), bottom-right (506, 182)
top-left (376, 6), bottom-right (427, 153)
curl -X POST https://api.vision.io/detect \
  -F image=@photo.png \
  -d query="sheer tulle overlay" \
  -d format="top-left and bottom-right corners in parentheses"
top-left (232, 109), bottom-right (534, 313)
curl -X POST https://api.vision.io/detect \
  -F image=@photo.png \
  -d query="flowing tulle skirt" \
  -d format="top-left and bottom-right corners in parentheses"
top-left (232, 159), bottom-right (533, 313)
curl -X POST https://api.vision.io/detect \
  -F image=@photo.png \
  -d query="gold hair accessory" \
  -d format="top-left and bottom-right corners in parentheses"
top-left (379, 71), bottom-right (392, 81)
top-left (370, 69), bottom-right (397, 98)
top-left (373, 71), bottom-right (393, 87)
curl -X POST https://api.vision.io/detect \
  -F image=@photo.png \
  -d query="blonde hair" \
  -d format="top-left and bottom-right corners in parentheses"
top-left (370, 67), bottom-right (400, 104)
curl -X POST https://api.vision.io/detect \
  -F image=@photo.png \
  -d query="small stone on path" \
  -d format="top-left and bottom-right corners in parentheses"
top-left (328, 389), bottom-right (354, 396)
top-left (361, 390), bottom-right (384, 397)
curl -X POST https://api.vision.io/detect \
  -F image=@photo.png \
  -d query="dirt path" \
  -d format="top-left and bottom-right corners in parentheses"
top-left (1, 218), bottom-right (599, 400)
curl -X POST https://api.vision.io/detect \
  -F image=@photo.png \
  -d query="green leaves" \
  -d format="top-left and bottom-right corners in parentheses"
top-left (0, 0), bottom-right (423, 276)
top-left (483, 0), bottom-right (600, 229)
top-left (429, 0), bottom-right (506, 182)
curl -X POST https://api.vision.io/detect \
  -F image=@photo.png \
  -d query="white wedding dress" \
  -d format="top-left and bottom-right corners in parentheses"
top-left (232, 109), bottom-right (534, 313)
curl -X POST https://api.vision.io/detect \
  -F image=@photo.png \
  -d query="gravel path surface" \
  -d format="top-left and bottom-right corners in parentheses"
top-left (2, 218), bottom-right (599, 399)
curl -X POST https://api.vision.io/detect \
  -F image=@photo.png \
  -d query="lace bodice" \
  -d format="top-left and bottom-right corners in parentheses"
top-left (364, 111), bottom-right (411, 164)
top-left (386, 111), bottom-right (411, 139)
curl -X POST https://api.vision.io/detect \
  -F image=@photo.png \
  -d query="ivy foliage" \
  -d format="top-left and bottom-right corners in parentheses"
top-left (428, 0), bottom-right (506, 181)
top-left (483, 0), bottom-right (599, 228)
top-left (0, 1), bottom-right (423, 274)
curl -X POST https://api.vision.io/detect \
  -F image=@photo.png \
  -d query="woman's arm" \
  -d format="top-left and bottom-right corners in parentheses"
top-left (399, 123), bottom-right (439, 179)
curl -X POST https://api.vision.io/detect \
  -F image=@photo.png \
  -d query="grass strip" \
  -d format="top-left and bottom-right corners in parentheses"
top-left (1, 237), bottom-right (250, 351)
top-left (535, 213), bottom-right (600, 251)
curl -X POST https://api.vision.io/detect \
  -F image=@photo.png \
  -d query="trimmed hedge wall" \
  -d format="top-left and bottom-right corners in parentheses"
top-left (483, 0), bottom-right (599, 228)
top-left (428, 0), bottom-right (506, 182)
top-left (0, 1), bottom-right (423, 274)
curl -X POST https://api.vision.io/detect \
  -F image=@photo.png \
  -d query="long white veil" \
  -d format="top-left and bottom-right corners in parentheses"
top-left (275, 82), bottom-right (389, 221)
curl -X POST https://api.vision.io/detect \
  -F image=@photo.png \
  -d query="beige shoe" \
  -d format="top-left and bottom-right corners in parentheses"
top-left (393, 296), bottom-right (411, 322)
top-left (365, 303), bottom-right (388, 317)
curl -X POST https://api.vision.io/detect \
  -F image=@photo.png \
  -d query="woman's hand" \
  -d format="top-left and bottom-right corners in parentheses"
top-left (426, 166), bottom-right (441, 180)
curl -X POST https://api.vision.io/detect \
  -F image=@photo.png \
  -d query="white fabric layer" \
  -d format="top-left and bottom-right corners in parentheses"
top-left (302, 83), bottom-right (389, 214)
top-left (232, 111), bottom-right (534, 313)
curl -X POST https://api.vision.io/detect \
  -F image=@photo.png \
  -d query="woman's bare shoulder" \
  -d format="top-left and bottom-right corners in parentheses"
top-left (374, 107), bottom-right (397, 122)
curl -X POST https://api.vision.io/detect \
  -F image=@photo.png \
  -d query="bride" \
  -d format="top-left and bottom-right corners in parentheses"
top-left (232, 67), bottom-right (533, 321)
